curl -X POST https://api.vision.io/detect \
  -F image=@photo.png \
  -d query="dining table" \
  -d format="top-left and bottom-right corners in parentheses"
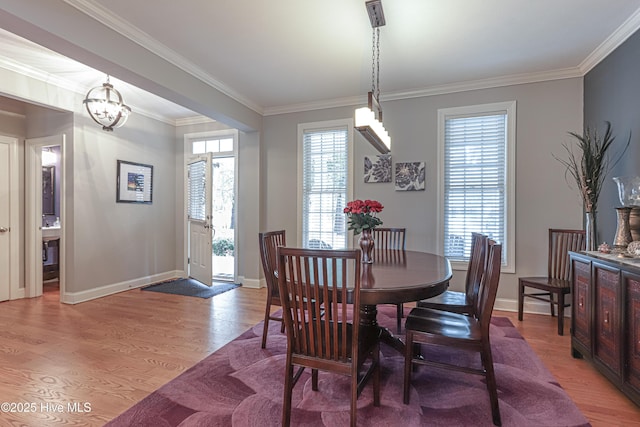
top-left (352, 249), bottom-right (453, 353)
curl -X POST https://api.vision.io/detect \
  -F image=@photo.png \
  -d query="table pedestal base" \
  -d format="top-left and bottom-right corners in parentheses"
top-left (360, 304), bottom-right (406, 353)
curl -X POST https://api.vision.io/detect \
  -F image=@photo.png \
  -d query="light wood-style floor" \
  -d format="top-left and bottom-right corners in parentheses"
top-left (0, 282), bottom-right (638, 426)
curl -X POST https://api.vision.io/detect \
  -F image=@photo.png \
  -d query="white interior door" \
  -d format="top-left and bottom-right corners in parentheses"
top-left (187, 153), bottom-right (213, 286)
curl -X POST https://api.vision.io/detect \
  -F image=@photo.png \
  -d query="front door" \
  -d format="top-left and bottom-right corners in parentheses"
top-left (187, 153), bottom-right (213, 286)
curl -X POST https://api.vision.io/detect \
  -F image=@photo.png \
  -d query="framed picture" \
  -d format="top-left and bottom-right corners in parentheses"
top-left (395, 162), bottom-right (425, 191)
top-left (364, 154), bottom-right (392, 183)
top-left (116, 160), bottom-right (153, 204)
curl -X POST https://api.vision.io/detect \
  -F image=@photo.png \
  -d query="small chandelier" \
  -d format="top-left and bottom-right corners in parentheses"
top-left (355, 0), bottom-right (391, 154)
top-left (83, 75), bottom-right (131, 131)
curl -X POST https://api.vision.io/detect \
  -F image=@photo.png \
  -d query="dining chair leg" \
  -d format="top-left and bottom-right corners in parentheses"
top-left (557, 293), bottom-right (565, 336)
top-left (481, 340), bottom-right (501, 426)
top-left (403, 330), bottom-right (414, 404)
top-left (397, 303), bottom-right (403, 333)
top-left (261, 298), bottom-right (272, 349)
top-left (350, 371), bottom-right (358, 427)
top-left (312, 369), bottom-right (319, 391)
top-left (282, 361), bottom-right (294, 427)
top-left (517, 281), bottom-right (524, 321)
top-left (549, 292), bottom-right (556, 317)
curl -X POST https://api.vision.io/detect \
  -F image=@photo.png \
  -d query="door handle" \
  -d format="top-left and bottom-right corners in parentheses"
top-left (0, 227), bottom-right (8, 233)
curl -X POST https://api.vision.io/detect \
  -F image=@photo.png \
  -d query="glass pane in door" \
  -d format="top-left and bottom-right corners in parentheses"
top-left (211, 156), bottom-right (235, 281)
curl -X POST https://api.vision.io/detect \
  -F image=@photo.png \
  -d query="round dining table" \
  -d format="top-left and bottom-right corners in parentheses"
top-left (354, 249), bottom-right (452, 353)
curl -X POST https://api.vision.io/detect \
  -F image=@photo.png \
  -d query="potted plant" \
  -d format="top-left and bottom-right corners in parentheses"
top-left (554, 121), bottom-right (630, 250)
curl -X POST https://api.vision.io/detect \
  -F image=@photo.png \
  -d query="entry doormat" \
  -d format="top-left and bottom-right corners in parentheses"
top-left (141, 278), bottom-right (240, 299)
top-left (106, 306), bottom-right (590, 426)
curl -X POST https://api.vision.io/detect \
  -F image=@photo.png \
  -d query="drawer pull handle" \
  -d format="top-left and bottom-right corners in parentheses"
top-left (604, 311), bottom-right (609, 324)
top-left (579, 297), bottom-right (584, 308)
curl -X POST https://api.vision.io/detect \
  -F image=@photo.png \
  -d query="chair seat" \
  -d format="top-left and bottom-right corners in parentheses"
top-left (519, 276), bottom-right (571, 292)
top-left (406, 307), bottom-right (482, 342)
top-left (417, 290), bottom-right (470, 313)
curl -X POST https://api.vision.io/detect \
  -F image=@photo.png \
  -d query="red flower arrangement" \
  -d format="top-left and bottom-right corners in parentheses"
top-left (343, 199), bottom-right (384, 235)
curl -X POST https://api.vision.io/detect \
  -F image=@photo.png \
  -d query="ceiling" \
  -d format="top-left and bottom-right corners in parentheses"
top-left (1, 0), bottom-right (640, 123)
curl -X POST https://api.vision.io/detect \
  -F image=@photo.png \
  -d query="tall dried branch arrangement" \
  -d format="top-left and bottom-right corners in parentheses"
top-left (553, 121), bottom-right (630, 214)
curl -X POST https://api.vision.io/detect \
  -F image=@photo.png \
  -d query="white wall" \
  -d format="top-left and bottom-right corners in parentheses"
top-left (261, 78), bottom-right (585, 309)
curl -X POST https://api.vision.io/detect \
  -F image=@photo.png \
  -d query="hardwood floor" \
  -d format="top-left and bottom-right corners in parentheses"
top-left (0, 283), bottom-right (638, 426)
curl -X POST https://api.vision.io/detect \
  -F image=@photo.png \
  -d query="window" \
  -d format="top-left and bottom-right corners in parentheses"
top-left (192, 136), bottom-right (234, 154)
top-left (438, 101), bottom-right (515, 272)
top-left (298, 120), bottom-right (353, 250)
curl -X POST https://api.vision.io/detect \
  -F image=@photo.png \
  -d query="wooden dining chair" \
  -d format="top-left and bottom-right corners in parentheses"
top-left (417, 232), bottom-right (488, 315)
top-left (518, 228), bottom-right (586, 335)
top-left (403, 240), bottom-right (502, 426)
top-left (372, 227), bottom-right (406, 332)
top-left (258, 230), bottom-right (286, 348)
top-left (277, 247), bottom-right (380, 427)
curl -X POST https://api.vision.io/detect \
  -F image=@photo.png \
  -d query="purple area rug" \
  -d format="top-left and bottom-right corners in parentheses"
top-left (106, 306), bottom-right (590, 426)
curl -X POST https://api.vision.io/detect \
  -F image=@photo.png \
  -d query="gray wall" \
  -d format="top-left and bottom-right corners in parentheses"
top-left (67, 113), bottom-right (178, 293)
top-left (262, 78), bottom-right (584, 305)
top-left (585, 29), bottom-right (640, 244)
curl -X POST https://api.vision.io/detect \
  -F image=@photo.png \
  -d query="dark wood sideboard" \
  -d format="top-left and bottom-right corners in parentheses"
top-left (569, 251), bottom-right (640, 407)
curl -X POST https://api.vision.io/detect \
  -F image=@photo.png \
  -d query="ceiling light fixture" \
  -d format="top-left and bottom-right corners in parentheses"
top-left (83, 75), bottom-right (131, 131)
top-left (355, 0), bottom-right (391, 154)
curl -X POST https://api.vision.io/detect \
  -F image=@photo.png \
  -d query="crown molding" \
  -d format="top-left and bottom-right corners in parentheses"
top-left (579, 7), bottom-right (640, 74)
top-left (175, 116), bottom-right (216, 127)
top-left (0, 55), bottom-right (196, 126)
top-left (63, 0), bottom-right (263, 115)
top-left (263, 67), bottom-right (583, 116)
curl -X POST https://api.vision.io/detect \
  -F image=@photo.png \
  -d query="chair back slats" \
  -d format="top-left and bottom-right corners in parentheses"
top-left (259, 230), bottom-right (286, 304)
top-left (278, 247), bottom-right (360, 363)
top-left (373, 228), bottom-right (406, 251)
top-left (464, 233), bottom-right (489, 306)
top-left (474, 240), bottom-right (501, 330)
top-left (548, 229), bottom-right (586, 280)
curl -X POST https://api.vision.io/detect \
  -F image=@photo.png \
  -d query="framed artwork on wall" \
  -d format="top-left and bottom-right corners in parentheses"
top-left (116, 160), bottom-right (153, 204)
top-left (395, 162), bottom-right (425, 191)
top-left (364, 154), bottom-right (392, 183)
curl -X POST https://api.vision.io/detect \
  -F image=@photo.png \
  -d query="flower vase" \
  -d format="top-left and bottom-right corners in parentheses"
top-left (585, 211), bottom-right (597, 252)
top-left (359, 229), bottom-right (375, 264)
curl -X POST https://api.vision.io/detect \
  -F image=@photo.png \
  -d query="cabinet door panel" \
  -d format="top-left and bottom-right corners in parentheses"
top-left (572, 259), bottom-right (591, 348)
top-left (594, 264), bottom-right (621, 375)
top-left (625, 273), bottom-right (640, 393)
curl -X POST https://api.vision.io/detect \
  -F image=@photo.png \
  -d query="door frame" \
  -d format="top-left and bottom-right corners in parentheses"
top-left (0, 135), bottom-right (20, 300)
top-left (183, 130), bottom-right (239, 283)
top-left (25, 134), bottom-right (66, 300)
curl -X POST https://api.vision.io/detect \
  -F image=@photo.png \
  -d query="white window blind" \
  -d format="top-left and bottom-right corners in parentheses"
top-left (187, 160), bottom-right (206, 221)
top-left (444, 113), bottom-right (506, 261)
top-left (301, 128), bottom-right (348, 250)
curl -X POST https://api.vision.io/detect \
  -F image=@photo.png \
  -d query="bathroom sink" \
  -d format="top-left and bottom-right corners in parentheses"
top-left (42, 226), bottom-right (61, 241)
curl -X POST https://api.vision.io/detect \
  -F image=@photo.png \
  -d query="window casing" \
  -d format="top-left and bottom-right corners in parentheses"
top-left (438, 101), bottom-right (516, 272)
top-left (298, 119), bottom-right (354, 250)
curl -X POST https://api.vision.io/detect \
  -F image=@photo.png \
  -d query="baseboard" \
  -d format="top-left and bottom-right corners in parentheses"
top-left (61, 270), bottom-right (184, 304)
top-left (239, 276), bottom-right (264, 289)
top-left (494, 297), bottom-right (571, 317)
